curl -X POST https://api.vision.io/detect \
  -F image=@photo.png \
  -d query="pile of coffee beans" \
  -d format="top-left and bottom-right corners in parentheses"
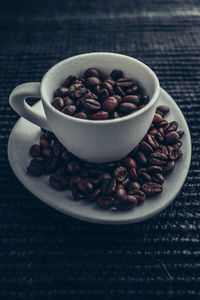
top-left (27, 105), bottom-right (184, 210)
top-left (51, 68), bottom-right (149, 120)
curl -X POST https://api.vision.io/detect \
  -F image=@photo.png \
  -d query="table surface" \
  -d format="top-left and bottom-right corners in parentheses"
top-left (1, 0), bottom-right (200, 299)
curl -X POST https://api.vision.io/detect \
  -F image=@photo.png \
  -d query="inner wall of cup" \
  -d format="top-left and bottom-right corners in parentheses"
top-left (42, 53), bottom-right (157, 105)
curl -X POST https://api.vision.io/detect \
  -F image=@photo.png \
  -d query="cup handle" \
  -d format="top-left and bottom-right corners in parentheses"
top-left (9, 82), bottom-right (51, 130)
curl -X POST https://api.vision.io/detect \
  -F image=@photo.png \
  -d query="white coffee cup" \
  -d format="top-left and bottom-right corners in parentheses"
top-left (9, 52), bottom-right (160, 163)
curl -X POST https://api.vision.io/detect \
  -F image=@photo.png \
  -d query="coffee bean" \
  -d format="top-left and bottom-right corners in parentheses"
top-left (157, 145), bottom-right (168, 156)
top-left (151, 173), bottom-right (164, 184)
top-left (67, 161), bottom-right (81, 175)
top-left (49, 174), bottom-right (68, 190)
top-left (103, 82), bottom-right (114, 95)
top-left (86, 76), bottom-right (101, 88)
top-left (74, 112), bottom-right (88, 119)
top-left (83, 98), bottom-right (101, 112)
top-left (127, 181), bottom-right (141, 191)
top-left (99, 172), bottom-right (111, 182)
top-left (155, 119), bottom-right (169, 128)
top-left (101, 178), bottom-right (116, 195)
top-left (115, 86), bottom-right (125, 97)
top-left (56, 87), bottom-right (69, 97)
top-left (142, 182), bottom-right (163, 195)
top-left (44, 157), bottom-right (59, 173)
top-left (114, 188), bottom-right (126, 200)
top-left (72, 186), bottom-right (85, 200)
top-left (164, 160), bottom-right (175, 173)
top-left (63, 96), bottom-right (74, 106)
top-left (113, 167), bottom-right (128, 183)
top-left (154, 131), bottom-right (165, 144)
top-left (148, 152), bottom-right (168, 166)
top-left (61, 105), bottom-right (77, 116)
top-left (52, 97), bottom-right (64, 111)
top-left (77, 179), bottom-right (93, 195)
top-left (97, 196), bottom-right (114, 209)
top-left (117, 78), bottom-right (134, 88)
top-left (92, 111), bottom-right (109, 120)
top-left (138, 168), bottom-right (152, 182)
top-left (85, 68), bottom-right (101, 78)
top-left (145, 134), bottom-right (158, 149)
top-left (119, 102), bottom-right (137, 114)
top-left (153, 113), bottom-right (163, 123)
top-left (168, 147), bottom-right (182, 160)
top-left (140, 141), bottom-right (153, 154)
top-left (27, 163), bottom-right (43, 176)
top-left (157, 105), bottom-right (169, 114)
top-left (177, 130), bottom-right (184, 138)
top-left (53, 142), bottom-right (61, 157)
top-left (122, 157), bottom-right (138, 169)
top-left (42, 147), bottom-right (53, 158)
top-left (63, 75), bottom-right (76, 87)
top-left (122, 95), bottom-right (140, 104)
top-left (97, 87), bottom-right (109, 100)
top-left (113, 95), bottom-right (122, 103)
top-left (115, 195), bottom-right (137, 210)
top-left (128, 189), bottom-right (146, 203)
top-left (165, 131), bottom-right (179, 144)
top-left (113, 111), bottom-right (121, 118)
top-left (87, 188), bottom-right (101, 201)
top-left (56, 166), bottom-right (68, 175)
top-left (165, 121), bottom-right (178, 132)
top-left (102, 97), bottom-right (119, 113)
top-left (29, 144), bottom-right (41, 157)
top-left (141, 95), bottom-right (149, 104)
top-left (136, 151), bottom-right (147, 166)
top-left (147, 166), bottom-right (163, 174)
top-left (40, 139), bottom-right (50, 148)
top-left (129, 168), bottom-right (138, 180)
top-left (110, 69), bottom-right (123, 80)
top-left (149, 128), bottom-right (158, 135)
top-left (173, 141), bottom-right (182, 148)
top-left (69, 176), bottom-right (82, 188)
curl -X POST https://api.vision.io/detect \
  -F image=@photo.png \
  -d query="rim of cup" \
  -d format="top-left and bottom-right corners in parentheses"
top-left (40, 52), bottom-right (160, 125)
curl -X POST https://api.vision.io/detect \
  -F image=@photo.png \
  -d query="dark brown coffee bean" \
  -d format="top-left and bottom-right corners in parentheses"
top-left (137, 169), bottom-right (152, 183)
top-left (110, 69), bottom-right (123, 80)
top-left (86, 76), bottom-right (101, 87)
top-left (102, 96), bottom-right (119, 113)
top-left (87, 188), bottom-right (101, 201)
top-left (119, 102), bottom-right (137, 114)
top-left (103, 82), bottom-right (114, 95)
top-left (42, 147), bottom-right (53, 158)
top-left (63, 75), bottom-right (76, 87)
top-left (136, 151), bottom-right (147, 166)
top-left (127, 181), bottom-right (141, 191)
top-left (168, 147), bottom-right (182, 160)
top-left (61, 105), bottom-right (77, 116)
top-left (30, 157), bottom-right (47, 166)
top-left (142, 182), bottom-right (163, 195)
top-left (60, 151), bottom-right (71, 163)
top-left (74, 112), bottom-right (88, 119)
top-left (155, 120), bottom-right (169, 128)
top-left (145, 134), bottom-right (159, 149)
top-left (27, 163), bottom-right (43, 176)
top-left (115, 86), bottom-right (125, 97)
top-left (115, 195), bottom-right (137, 210)
top-left (83, 98), bottom-right (101, 112)
top-left (101, 178), bottom-right (116, 195)
top-left (116, 184), bottom-right (125, 190)
top-left (44, 157), bottom-right (59, 173)
top-left (149, 128), bottom-right (158, 135)
top-left (129, 168), bottom-right (138, 180)
top-left (151, 173), bottom-right (164, 184)
top-left (113, 95), bottom-right (122, 103)
top-left (29, 144), bottom-right (41, 157)
top-left (157, 105), bottom-right (169, 114)
top-left (173, 141), bottom-right (182, 148)
top-left (67, 161), bottom-right (81, 175)
top-left (122, 95), bottom-right (140, 104)
top-left (128, 189), bottom-right (146, 204)
top-left (156, 109), bottom-right (164, 117)
top-left (53, 143), bottom-right (61, 157)
top-left (85, 68), bottom-right (101, 78)
top-left (56, 166), bottom-right (68, 176)
top-left (165, 121), bottom-right (178, 132)
top-left (154, 131), bottom-right (164, 144)
top-left (40, 139), bottom-right (50, 148)
top-left (99, 172), bottom-right (111, 182)
top-left (72, 186), bottom-right (85, 200)
top-left (77, 179), bottom-right (93, 195)
top-left (92, 111), bottom-right (109, 120)
top-left (114, 188), bottom-right (126, 200)
top-left (113, 167), bottom-right (128, 183)
top-left (56, 87), bottom-right (69, 97)
top-left (165, 131), bottom-right (179, 145)
top-left (157, 145), bottom-right (168, 156)
top-left (104, 75), bottom-right (116, 85)
top-left (52, 97), bottom-right (64, 111)
top-left (147, 166), bottom-right (163, 174)
top-left (177, 130), bottom-right (184, 138)
top-left (97, 196), bottom-right (114, 209)
top-left (49, 174), bottom-right (68, 190)
top-left (113, 111), bottom-right (121, 118)
top-left (69, 176), bottom-right (82, 188)
top-left (63, 96), bottom-right (74, 106)
top-left (117, 78), bottom-right (134, 88)
top-left (141, 95), bottom-right (149, 104)
top-left (148, 152), bottom-right (168, 166)
top-left (97, 88), bottom-right (109, 100)
top-left (153, 113), bottom-right (163, 123)
top-left (69, 83), bottom-right (88, 99)
top-left (164, 160), bottom-right (175, 173)
top-left (122, 157), bottom-right (138, 169)
top-left (140, 141), bottom-right (153, 154)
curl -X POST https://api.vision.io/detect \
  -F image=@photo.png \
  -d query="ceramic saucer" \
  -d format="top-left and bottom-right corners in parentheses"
top-left (8, 88), bottom-right (191, 224)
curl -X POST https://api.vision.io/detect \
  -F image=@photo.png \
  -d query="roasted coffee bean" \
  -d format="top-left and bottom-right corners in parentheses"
top-left (129, 168), bottom-right (138, 181)
top-left (97, 88), bottom-right (109, 100)
top-left (148, 152), bottom-right (168, 166)
top-left (102, 97), bottom-right (119, 113)
top-left (113, 167), bottom-right (128, 183)
top-left (49, 174), bottom-right (68, 190)
top-left (115, 195), bottom-right (137, 210)
top-left (99, 172), bottom-right (111, 182)
top-left (30, 157), bottom-right (47, 166)
top-left (155, 119), bottom-right (169, 128)
top-left (169, 147), bottom-right (182, 160)
top-left (122, 95), bottom-right (140, 104)
top-left (53, 142), bottom-right (61, 157)
top-left (153, 113), bottom-right (163, 123)
top-left (87, 188), bottom-right (101, 201)
top-left (72, 186), bottom-right (85, 200)
top-left (44, 157), bottom-right (59, 173)
top-left (173, 141), bottom-right (182, 148)
top-left (56, 87), bottom-right (69, 97)
top-left (113, 111), bottom-right (121, 118)
top-left (74, 112), bottom-right (88, 119)
top-left (69, 176), bottom-right (82, 188)
top-left (122, 157), bottom-right (137, 169)
top-left (136, 151), bottom-right (147, 166)
top-left (140, 141), bottom-right (153, 154)
top-left (103, 82), bottom-right (114, 95)
top-left (63, 96), bottom-right (74, 106)
top-left (86, 76), bottom-right (101, 87)
top-left (92, 111), bottom-right (109, 120)
top-left (165, 121), bottom-right (178, 132)
top-left (52, 97), bottom-right (64, 111)
top-left (137, 169), bottom-right (152, 183)
top-left (146, 134), bottom-right (159, 149)
top-left (83, 98), bottom-right (101, 112)
top-left (40, 139), bottom-right (50, 148)
top-left (29, 144), bottom-right (41, 157)
top-left (156, 109), bottom-right (164, 117)
top-left (127, 181), bottom-right (141, 191)
top-left (151, 173), bottom-right (164, 184)
top-left (154, 131), bottom-right (164, 143)
top-left (165, 131), bottom-right (179, 144)
top-left (142, 182), bottom-right (163, 195)
top-left (119, 102), bottom-right (137, 113)
top-left (63, 75), bottom-right (76, 87)
top-left (149, 128), bottom-right (158, 135)
top-left (157, 145), bottom-right (168, 156)
top-left (104, 77), bottom-right (116, 86)
top-left (117, 78), bottom-right (134, 88)
top-left (67, 161), bottom-right (81, 175)
top-left (141, 95), bottom-right (149, 104)
top-left (27, 163), bottom-right (43, 176)
top-left (61, 151), bottom-right (71, 163)
top-left (177, 130), bottom-right (184, 138)
top-left (110, 69), bottom-right (123, 80)
top-left (97, 196), bottom-right (114, 209)
top-left (128, 189), bottom-right (146, 204)
top-left (114, 187), bottom-right (126, 200)
top-left (147, 165), bottom-right (163, 174)
top-left (101, 178), bottom-right (116, 195)
top-left (113, 95), bottom-right (122, 103)
top-left (61, 105), bottom-right (77, 116)
top-left (157, 105), bottom-right (169, 114)
top-left (77, 179), bottom-right (93, 195)
top-left (164, 160), bottom-right (175, 173)
top-left (116, 184), bottom-right (125, 190)
top-left (115, 86), bottom-right (125, 97)
top-left (85, 68), bottom-right (101, 78)
top-left (56, 166), bottom-right (68, 175)
top-left (42, 147), bottom-right (53, 158)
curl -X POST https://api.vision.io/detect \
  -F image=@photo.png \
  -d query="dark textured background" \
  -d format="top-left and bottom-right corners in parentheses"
top-left (0, 0), bottom-right (200, 299)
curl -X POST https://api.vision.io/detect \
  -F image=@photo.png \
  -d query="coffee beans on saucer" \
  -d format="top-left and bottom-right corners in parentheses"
top-left (27, 106), bottom-right (184, 211)
top-left (51, 68), bottom-right (149, 120)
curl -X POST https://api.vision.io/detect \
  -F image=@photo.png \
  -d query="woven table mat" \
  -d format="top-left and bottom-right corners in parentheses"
top-left (0, 0), bottom-right (200, 299)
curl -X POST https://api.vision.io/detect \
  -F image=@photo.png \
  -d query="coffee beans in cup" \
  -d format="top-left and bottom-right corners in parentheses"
top-left (51, 68), bottom-right (150, 120)
top-left (27, 106), bottom-right (184, 211)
